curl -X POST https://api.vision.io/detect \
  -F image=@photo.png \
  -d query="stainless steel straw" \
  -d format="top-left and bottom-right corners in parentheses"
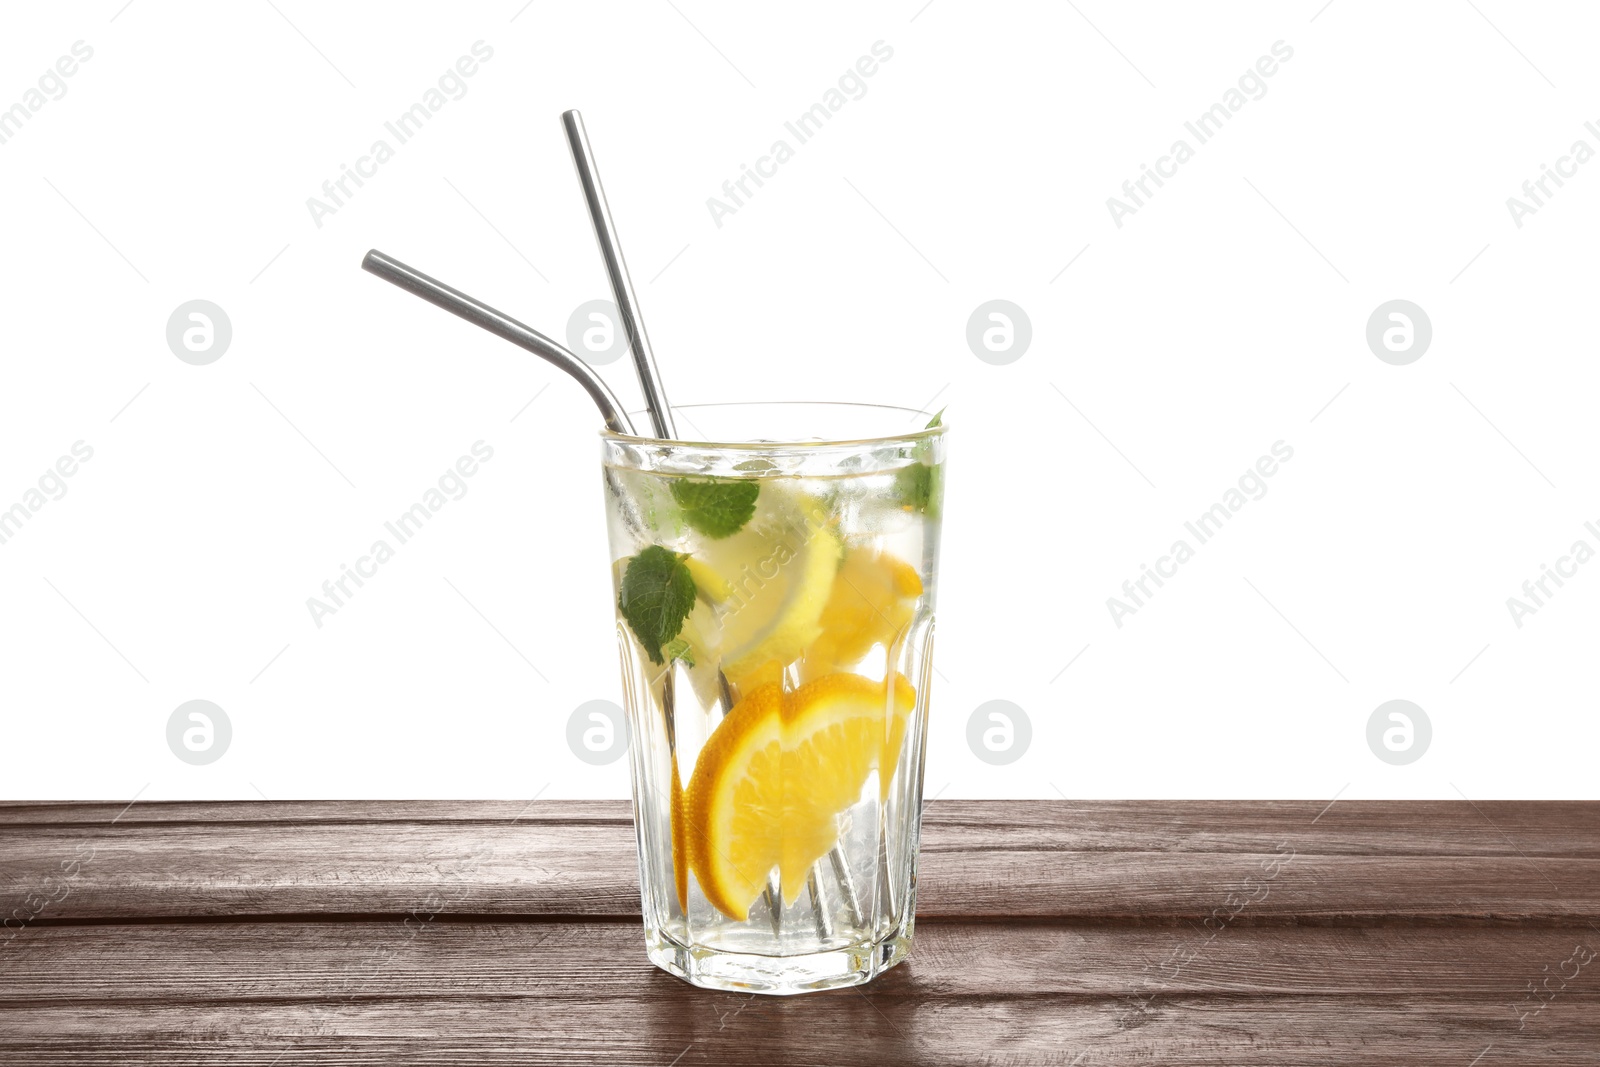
top-left (361, 249), bottom-right (634, 435)
top-left (562, 114), bottom-right (865, 937)
top-left (561, 110), bottom-right (676, 440)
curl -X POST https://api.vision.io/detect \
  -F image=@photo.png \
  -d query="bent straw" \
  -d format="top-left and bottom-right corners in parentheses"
top-left (561, 110), bottom-right (676, 440)
top-left (361, 249), bottom-right (635, 435)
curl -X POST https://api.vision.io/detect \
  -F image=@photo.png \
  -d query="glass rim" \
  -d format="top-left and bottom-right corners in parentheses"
top-left (599, 400), bottom-right (947, 451)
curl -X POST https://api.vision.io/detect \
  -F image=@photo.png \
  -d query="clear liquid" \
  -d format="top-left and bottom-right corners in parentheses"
top-left (604, 461), bottom-right (940, 991)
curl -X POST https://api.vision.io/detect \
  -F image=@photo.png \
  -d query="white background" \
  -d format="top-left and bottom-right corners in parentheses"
top-left (1, 1), bottom-right (1594, 802)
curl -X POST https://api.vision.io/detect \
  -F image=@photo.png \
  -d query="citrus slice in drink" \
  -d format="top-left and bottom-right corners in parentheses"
top-left (691, 487), bottom-right (841, 694)
top-left (800, 548), bottom-right (923, 682)
top-left (670, 761), bottom-right (689, 911)
top-left (682, 556), bottom-right (732, 603)
top-left (685, 672), bottom-right (916, 920)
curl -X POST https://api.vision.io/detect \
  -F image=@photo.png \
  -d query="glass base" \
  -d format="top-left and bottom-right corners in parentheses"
top-left (645, 921), bottom-right (915, 995)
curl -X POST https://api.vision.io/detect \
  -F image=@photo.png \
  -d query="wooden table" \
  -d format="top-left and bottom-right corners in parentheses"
top-left (1, 800), bottom-right (1596, 1065)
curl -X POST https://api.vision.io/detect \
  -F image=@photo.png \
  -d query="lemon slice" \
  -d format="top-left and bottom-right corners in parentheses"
top-left (685, 672), bottom-right (916, 920)
top-left (683, 556), bottom-right (732, 603)
top-left (691, 486), bottom-right (841, 693)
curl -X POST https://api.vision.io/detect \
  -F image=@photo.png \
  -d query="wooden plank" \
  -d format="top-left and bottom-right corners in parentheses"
top-left (0, 821), bottom-right (642, 919)
top-left (4, 799), bottom-right (1594, 857)
top-left (4, 818), bottom-right (1599, 920)
top-left (923, 799), bottom-right (1600, 858)
top-left (2, 920), bottom-right (1596, 1002)
top-left (920, 852), bottom-right (1600, 921)
top-left (0, 996), bottom-right (1578, 1066)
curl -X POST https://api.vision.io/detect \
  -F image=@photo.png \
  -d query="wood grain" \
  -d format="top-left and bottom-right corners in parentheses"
top-left (0, 800), bottom-right (1594, 1065)
top-left (0, 997), bottom-right (1589, 1066)
top-left (4, 801), bottom-right (1597, 921)
top-left (4, 920), bottom-right (1596, 1000)
top-left (6, 797), bottom-right (1594, 856)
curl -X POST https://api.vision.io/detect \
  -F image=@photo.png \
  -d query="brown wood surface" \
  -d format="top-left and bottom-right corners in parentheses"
top-left (1, 800), bottom-right (1596, 1065)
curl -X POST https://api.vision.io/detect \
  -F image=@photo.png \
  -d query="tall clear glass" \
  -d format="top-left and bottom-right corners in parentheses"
top-left (600, 402), bottom-right (945, 994)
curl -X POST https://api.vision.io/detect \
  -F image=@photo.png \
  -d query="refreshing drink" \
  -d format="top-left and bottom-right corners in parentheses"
top-left (601, 402), bottom-right (945, 994)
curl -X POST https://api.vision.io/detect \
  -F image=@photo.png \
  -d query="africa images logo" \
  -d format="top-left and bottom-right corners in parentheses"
top-left (704, 41), bottom-right (894, 228)
top-left (1105, 40), bottom-right (1294, 228)
top-left (304, 42), bottom-right (495, 228)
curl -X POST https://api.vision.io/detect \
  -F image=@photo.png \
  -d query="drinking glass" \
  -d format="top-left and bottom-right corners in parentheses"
top-left (600, 402), bottom-right (945, 994)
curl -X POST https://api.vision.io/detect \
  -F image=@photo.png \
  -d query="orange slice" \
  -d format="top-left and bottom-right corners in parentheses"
top-left (670, 761), bottom-right (688, 911)
top-left (800, 550), bottom-right (923, 682)
top-left (685, 672), bottom-right (916, 920)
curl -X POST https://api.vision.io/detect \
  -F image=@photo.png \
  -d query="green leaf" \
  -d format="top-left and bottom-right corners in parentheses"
top-left (895, 409), bottom-right (945, 515)
top-left (669, 478), bottom-right (759, 539)
top-left (896, 460), bottom-right (944, 518)
top-left (663, 637), bottom-right (695, 667)
top-left (618, 546), bottom-right (697, 665)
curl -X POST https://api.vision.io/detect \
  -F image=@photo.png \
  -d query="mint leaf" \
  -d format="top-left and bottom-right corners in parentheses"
top-left (619, 546), bottom-right (696, 665)
top-left (663, 637), bottom-right (695, 667)
top-left (896, 410), bottom-right (945, 514)
top-left (896, 460), bottom-right (944, 518)
top-left (670, 478), bottom-right (759, 539)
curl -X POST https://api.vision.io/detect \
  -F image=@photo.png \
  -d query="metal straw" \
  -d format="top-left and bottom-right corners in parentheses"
top-left (562, 116), bottom-right (856, 940)
top-left (361, 249), bottom-right (634, 435)
top-left (561, 110), bottom-right (676, 440)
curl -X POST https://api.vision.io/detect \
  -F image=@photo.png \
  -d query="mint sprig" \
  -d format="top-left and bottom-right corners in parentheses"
top-left (618, 546), bottom-right (696, 665)
top-left (669, 478), bottom-right (759, 539)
